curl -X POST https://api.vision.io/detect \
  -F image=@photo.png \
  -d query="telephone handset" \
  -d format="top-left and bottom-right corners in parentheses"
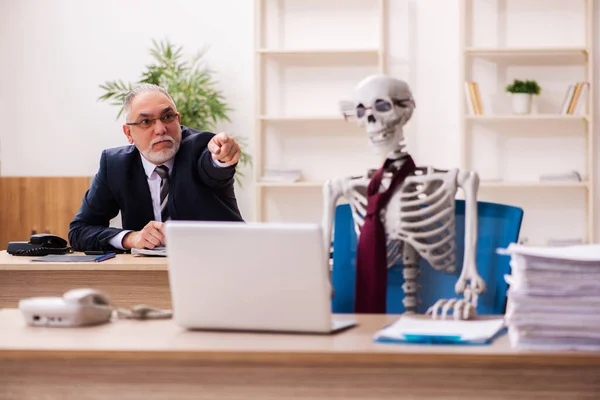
top-left (19, 288), bottom-right (172, 327)
top-left (7, 233), bottom-right (73, 256)
top-left (19, 288), bottom-right (113, 327)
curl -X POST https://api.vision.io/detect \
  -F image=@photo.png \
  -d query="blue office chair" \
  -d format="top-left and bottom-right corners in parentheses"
top-left (330, 200), bottom-right (524, 315)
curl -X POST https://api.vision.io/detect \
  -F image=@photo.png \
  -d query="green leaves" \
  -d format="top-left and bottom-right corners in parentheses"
top-left (97, 39), bottom-right (251, 186)
top-left (505, 79), bottom-right (541, 95)
top-left (97, 80), bottom-right (133, 118)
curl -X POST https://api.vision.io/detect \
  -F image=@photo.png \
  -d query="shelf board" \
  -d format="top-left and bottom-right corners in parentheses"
top-left (258, 181), bottom-right (587, 189)
top-left (519, 239), bottom-right (588, 247)
top-left (480, 181), bottom-right (588, 188)
top-left (259, 115), bottom-right (347, 122)
top-left (464, 47), bottom-right (588, 56)
top-left (257, 181), bottom-right (323, 188)
top-left (258, 180), bottom-right (587, 188)
top-left (257, 48), bottom-right (380, 57)
top-left (466, 114), bottom-right (588, 122)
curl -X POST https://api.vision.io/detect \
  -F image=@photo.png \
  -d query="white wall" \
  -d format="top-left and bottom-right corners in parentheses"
top-left (0, 0), bottom-right (255, 218)
top-left (0, 0), bottom-right (597, 245)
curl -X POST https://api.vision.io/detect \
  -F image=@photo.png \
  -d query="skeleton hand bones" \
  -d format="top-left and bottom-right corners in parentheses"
top-left (427, 281), bottom-right (482, 320)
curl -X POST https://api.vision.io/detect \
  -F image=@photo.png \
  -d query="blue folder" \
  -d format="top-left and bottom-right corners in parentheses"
top-left (372, 316), bottom-right (506, 346)
top-left (31, 253), bottom-right (116, 263)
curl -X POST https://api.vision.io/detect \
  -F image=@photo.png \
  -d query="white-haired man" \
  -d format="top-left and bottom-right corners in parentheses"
top-left (69, 84), bottom-right (244, 251)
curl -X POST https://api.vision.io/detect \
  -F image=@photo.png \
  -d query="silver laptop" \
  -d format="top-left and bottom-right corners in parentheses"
top-left (164, 220), bottom-right (356, 334)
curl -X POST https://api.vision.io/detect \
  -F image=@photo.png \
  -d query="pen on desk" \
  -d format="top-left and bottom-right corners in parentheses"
top-left (95, 253), bottom-right (116, 262)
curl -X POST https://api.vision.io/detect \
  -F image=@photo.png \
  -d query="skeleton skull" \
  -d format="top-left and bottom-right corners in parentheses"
top-left (352, 75), bottom-right (415, 155)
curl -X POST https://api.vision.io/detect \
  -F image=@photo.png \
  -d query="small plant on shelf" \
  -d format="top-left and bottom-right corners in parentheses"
top-left (505, 79), bottom-right (541, 115)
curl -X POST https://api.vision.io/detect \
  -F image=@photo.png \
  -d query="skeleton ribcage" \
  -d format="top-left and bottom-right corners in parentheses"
top-left (343, 168), bottom-right (458, 271)
top-left (385, 169), bottom-right (458, 272)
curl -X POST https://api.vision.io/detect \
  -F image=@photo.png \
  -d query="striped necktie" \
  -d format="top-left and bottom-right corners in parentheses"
top-left (154, 165), bottom-right (170, 222)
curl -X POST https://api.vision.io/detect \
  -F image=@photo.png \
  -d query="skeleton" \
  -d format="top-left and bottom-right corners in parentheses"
top-left (322, 75), bottom-right (485, 320)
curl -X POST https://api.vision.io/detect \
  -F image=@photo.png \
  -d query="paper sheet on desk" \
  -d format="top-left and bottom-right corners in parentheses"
top-left (131, 246), bottom-right (167, 257)
top-left (500, 243), bottom-right (600, 263)
top-left (373, 316), bottom-right (505, 345)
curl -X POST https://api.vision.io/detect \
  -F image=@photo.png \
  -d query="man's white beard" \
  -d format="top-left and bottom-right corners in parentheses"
top-left (142, 137), bottom-right (180, 164)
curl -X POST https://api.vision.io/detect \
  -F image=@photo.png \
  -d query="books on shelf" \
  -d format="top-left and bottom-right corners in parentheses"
top-left (538, 170), bottom-right (582, 182)
top-left (560, 82), bottom-right (589, 115)
top-left (546, 238), bottom-right (584, 247)
top-left (464, 81), bottom-right (484, 115)
top-left (339, 100), bottom-right (355, 120)
top-left (260, 168), bottom-right (303, 182)
top-left (463, 81), bottom-right (589, 117)
top-left (500, 243), bottom-right (600, 351)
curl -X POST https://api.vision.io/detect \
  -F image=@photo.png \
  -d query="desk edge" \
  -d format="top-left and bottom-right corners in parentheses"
top-left (1, 349), bottom-right (599, 367)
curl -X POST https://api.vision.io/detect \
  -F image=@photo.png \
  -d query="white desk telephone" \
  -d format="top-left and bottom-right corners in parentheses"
top-left (19, 288), bottom-right (173, 327)
top-left (19, 288), bottom-right (114, 327)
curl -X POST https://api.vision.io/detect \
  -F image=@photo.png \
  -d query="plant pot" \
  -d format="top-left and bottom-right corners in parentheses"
top-left (511, 93), bottom-right (532, 114)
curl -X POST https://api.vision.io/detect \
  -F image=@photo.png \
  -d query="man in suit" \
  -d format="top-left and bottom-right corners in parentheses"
top-left (69, 83), bottom-right (244, 251)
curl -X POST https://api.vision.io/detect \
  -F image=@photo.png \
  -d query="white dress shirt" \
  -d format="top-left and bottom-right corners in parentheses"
top-left (109, 155), bottom-right (174, 249)
top-left (109, 153), bottom-right (232, 250)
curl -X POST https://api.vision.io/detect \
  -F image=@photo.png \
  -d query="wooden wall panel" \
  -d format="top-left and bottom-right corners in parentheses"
top-left (0, 177), bottom-right (91, 250)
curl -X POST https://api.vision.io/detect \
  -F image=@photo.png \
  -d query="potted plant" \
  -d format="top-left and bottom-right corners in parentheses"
top-left (505, 79), bottom-right (541, 115)
top-left (98, 39), bottom-right (251, 186)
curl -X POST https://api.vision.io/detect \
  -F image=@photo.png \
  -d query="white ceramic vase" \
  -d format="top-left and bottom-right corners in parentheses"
top-left (511, 93), bottom-right (532, 115)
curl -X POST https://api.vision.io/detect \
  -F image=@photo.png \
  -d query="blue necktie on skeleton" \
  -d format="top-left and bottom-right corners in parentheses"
top-left (154, 165), bottom-right (169, 222)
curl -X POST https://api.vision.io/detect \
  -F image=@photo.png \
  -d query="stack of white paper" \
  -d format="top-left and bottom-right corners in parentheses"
top-left (501, 243), bottom-right (600, 351)
top-left (131, 245), bottom-right (167, 257)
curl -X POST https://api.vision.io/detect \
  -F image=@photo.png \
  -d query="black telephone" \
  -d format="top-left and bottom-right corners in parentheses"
top-left (7, 234), bottom-right (73, 256)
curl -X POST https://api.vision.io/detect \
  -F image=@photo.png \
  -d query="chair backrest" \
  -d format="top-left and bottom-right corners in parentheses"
top-left (330, 200), bottom-right (524, 315)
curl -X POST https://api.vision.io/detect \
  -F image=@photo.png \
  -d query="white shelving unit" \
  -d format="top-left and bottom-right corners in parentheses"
top-left (480, 181), bottom-right (589, 189)
top-left (459, 0), bottom-right (595, 245)
top-left (257, 48), bottom-right (381, 56)
top-left (253, 0), bottom-right (387, 222)
top-left (464, 47), bottom-right (589, 56)
top-left (465, 114), bottom-right (588, 122)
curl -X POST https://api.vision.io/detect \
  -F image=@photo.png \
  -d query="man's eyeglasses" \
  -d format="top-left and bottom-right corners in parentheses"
top-left (126, 112), bottom-right (179, 129)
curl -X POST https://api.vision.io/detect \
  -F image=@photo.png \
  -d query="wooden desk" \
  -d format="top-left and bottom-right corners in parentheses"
top-left (0, 250), bottom-right (170, 309)
top-left (0, 311), bottom-right (598, 399)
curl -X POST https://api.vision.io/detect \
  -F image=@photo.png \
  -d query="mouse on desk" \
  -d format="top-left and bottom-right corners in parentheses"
top-left (19, 288), bottom-right (113, 327)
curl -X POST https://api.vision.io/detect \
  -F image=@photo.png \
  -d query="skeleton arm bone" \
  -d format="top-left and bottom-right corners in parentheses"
top-left (427, 171), bottom-right (483, 320)
top-left (455, 170), bottom-right (485, 296)
top-left (322, 179), bottom-right (345, 272)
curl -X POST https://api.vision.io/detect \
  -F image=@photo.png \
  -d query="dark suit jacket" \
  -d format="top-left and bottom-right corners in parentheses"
top-left (68, 126), bottom-right (244, 251)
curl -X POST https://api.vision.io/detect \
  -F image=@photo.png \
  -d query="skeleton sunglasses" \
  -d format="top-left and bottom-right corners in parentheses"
top-left (340, 98), bottom-right (415, 121)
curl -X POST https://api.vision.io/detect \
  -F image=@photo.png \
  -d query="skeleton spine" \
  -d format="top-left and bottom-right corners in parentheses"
top-left (401, 263), bottom-right (419, 313)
